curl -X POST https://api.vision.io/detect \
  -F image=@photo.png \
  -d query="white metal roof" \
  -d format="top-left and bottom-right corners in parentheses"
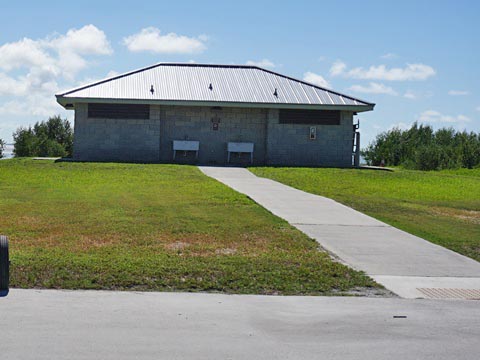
top-left (56, 63), bottom-right (374, 111)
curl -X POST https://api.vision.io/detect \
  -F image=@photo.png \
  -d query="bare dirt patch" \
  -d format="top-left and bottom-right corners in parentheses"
top-left (165, 241), bottom-right (190, 251)
top-left (429, 207), bottom-right (480, 225)
top-left (215, 247), bottom-right (237, 255)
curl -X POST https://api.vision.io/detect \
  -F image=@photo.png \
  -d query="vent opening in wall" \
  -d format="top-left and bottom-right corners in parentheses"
top-left (88, 103), bottom-right (149, 119)
top-left (309, 127), bottom-right (317, 140)
top-left (279, 109), bottom-right (340, 125)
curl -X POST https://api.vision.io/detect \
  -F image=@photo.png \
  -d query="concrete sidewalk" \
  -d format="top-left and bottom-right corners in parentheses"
top-left (199, 167), bottom-right (480, 298)
top-left (1, 289), bottom-right (480, 360)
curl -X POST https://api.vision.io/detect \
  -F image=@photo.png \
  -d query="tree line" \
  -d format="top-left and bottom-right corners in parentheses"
top-left (11, 116), bottom-right (73, 158)
top-left (362, 123), bottom-right (480, 170)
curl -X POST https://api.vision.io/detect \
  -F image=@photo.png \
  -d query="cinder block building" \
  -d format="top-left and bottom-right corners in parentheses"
top-left (56, 63), bottom-right (374, 166)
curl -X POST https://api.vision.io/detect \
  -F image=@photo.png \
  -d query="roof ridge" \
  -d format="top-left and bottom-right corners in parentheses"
top-left (57, 63), bottom-right (265, 96)
top-left (56, 62), bottom-right (374, 108)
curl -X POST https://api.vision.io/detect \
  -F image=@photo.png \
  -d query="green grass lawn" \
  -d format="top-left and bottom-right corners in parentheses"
top-left (0, 159), bottom-right (378, 294)
top-left (250, 167), bottom-right (480, 262)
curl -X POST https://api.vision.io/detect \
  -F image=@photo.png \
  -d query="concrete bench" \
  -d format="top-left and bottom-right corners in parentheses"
top-left (173, 140), bottom-right (200, 160)
top-left (227, 142), bottom-right (254, 164)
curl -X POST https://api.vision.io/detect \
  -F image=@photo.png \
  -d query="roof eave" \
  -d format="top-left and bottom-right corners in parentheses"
top-left (56, 96), bottom-right (375, 113)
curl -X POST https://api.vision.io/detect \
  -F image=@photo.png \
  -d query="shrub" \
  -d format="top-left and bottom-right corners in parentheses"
top-left (13, 116), bottom-right (73, 157)
top-left (362, 123), bottom-right (480, 170)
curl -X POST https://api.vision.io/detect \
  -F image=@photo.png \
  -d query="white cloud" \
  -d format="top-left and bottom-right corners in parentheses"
top-left (0, 100), bottom-right (25, 115)
top-left (51, 26), bottom-right (112, 78)
top-left (380, 53), bottom-right (397, 59)
top-left (0, 38), bottom-right (54, 72)
top-left (0, 24), bottom-right (112, 125)
top-left (0, 94), bottom-right (60, 117)
top-left (448, 90), bottom-right (469, 96)
top-left (123, 27), bottom-right (206, 54)
top-left (349, 63), bottom-right (435, 81)
top-left (476, 106), bottom-right (480, 112)
top-left (246, 59), bottom-right (276, 68)
top-left (403, 90), bottom-right (416, 99)
top-left (348, 82), bottom-right (397, 95)
top-left (330, 61), bottom-right (435, 81)
top-left (404, 90), bottom-right (434, 100)
top-left (0, 25), bottom-right (111, 79)
top-left (49, 25), bottom-right (112, 56)
top-left (330, 60), bottom-right (347, 76)
top-left (0, 73), bottom-right (28, 96)
top-left (0, 68), bottom-right (60, 97)
top-left (303, 72), bottom-right (331, 88)
top-left (418, 110), bottom-right (471, 123)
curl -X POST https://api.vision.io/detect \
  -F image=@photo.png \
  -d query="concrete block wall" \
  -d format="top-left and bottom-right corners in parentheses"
top-left (159, 105), bottom-right (267, 165)
top-left (73, 103), bottom-right (354, 166)
top-left (73, 103), bottom-right (161, 162)
top-left (266, 109), bottom-right (354, 167)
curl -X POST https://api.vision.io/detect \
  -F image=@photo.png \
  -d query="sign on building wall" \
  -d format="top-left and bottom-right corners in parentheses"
top-left (211, 116), bottom-right (221, 131)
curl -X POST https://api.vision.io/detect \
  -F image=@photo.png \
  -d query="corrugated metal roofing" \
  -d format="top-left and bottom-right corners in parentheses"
top-left (56, 63), bottom-right (374, 109)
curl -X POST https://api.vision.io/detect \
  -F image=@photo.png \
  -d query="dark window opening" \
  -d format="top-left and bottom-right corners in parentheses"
top-left (88, 103), bottom-right (150, 119)
top-left (279, 109), bottom-right (340, 125)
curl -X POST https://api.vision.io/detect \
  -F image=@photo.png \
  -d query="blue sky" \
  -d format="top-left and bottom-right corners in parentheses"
top-left (0, 0), bottom-right (478, 145)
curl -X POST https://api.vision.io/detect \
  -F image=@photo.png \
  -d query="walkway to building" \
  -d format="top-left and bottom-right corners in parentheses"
top-left (199, 167), bottom-right (480, 299)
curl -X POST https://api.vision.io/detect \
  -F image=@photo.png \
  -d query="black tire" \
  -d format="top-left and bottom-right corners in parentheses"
top-left (0, 235), bottom-right (9, 292)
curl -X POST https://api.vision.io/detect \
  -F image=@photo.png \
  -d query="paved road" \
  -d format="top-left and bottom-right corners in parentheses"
top-left (1, 289), bottom-right (479, 360)
top-left (199, 167), bottom-right (480, 298)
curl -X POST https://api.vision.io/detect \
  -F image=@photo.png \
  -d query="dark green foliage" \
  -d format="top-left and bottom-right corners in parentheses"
top-left (362, 122), bottom-right (480, 170)
top-left (13, 116), bottom-right (73, 157)
top-left (0, 139), bottom-right (5, 158)
top-left (13, 127), bottom-right (37, 157)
